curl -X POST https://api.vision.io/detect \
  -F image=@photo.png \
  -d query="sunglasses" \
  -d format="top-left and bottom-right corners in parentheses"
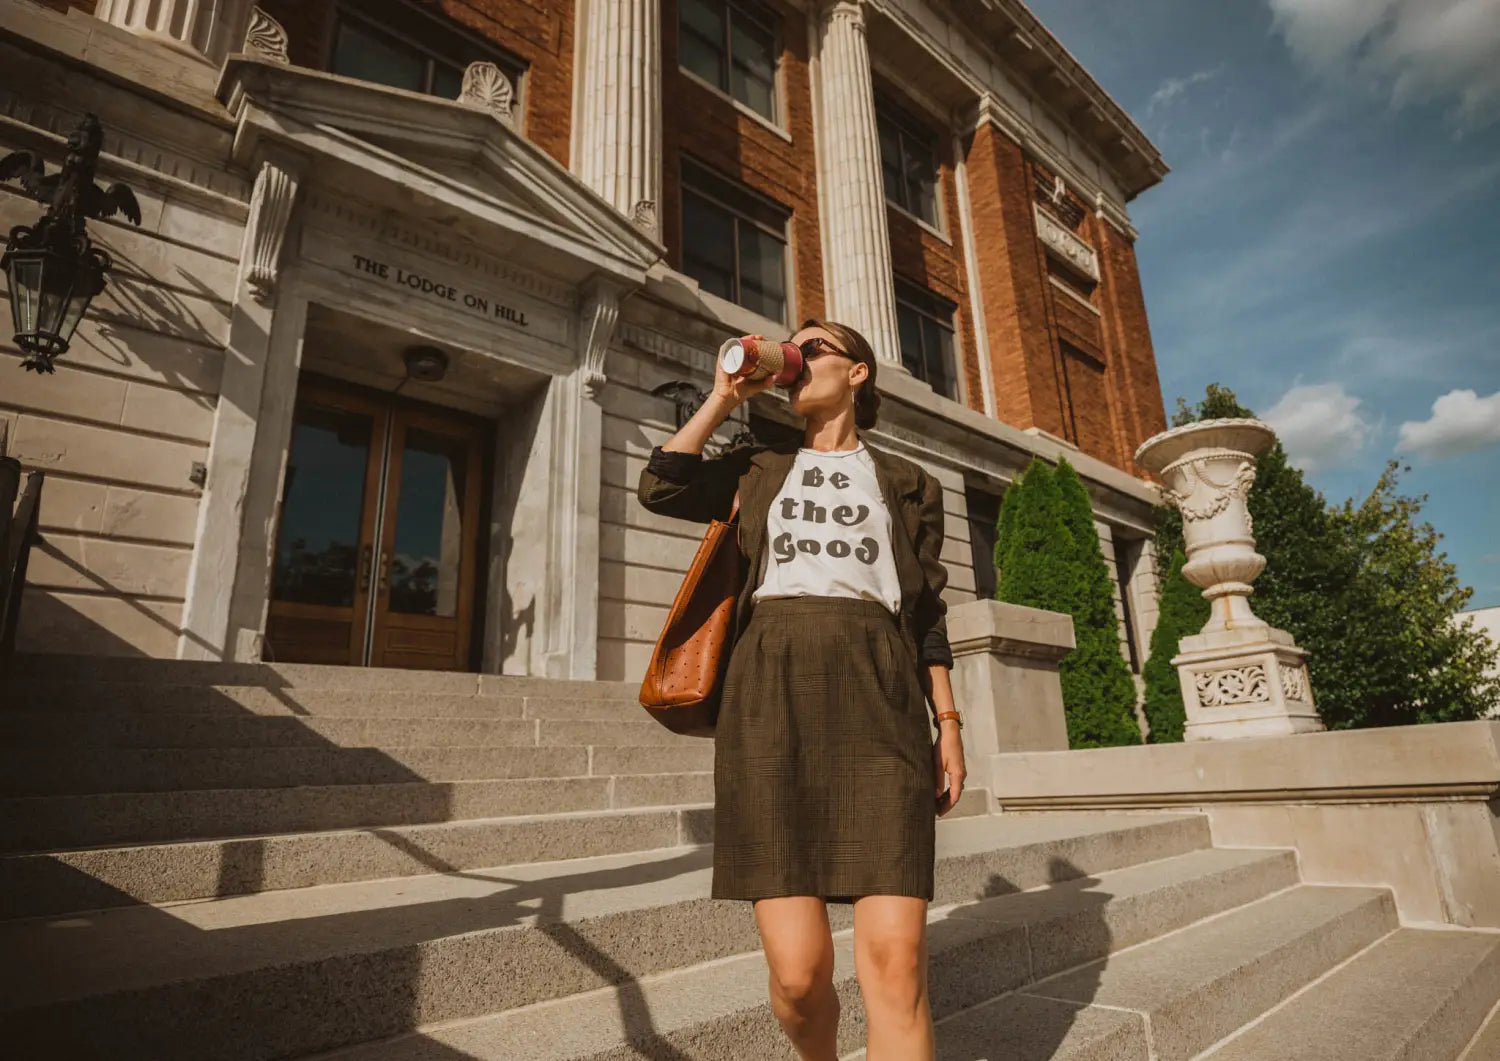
top-left (794, 337), bottom-right (852, 361)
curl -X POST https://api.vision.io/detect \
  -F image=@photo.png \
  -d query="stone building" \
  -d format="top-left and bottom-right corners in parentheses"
top-left (0, 0), bottom-right (1168, 679)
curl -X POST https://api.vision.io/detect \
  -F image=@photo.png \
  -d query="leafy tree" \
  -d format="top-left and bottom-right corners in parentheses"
top-left (997, 458), bottom-right (1142, 748)
top-left (1154, 384), bottom-right (1499, 730)
top-left (1332, 461), bottom-right (1500, 723)
top-left (1141, 547), bottom-right (1209, 742)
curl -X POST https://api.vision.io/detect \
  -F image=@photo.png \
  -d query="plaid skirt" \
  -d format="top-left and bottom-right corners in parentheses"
top-left (711, 595), bottom-right (937, 903)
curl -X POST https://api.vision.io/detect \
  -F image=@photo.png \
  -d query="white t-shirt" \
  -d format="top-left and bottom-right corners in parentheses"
top-left (751, 442), bottom-right (902, 613)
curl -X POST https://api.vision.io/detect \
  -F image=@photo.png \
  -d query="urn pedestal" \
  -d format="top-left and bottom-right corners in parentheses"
top-left (1135, 419), bottom-right (1325, 741)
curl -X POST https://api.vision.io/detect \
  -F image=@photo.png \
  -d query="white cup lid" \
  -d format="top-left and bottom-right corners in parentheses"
top-left (721, 342), bottom-right (745, 373)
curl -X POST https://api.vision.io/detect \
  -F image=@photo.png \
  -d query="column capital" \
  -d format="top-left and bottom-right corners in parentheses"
top-left (820, 0), bottom-right (869, 31)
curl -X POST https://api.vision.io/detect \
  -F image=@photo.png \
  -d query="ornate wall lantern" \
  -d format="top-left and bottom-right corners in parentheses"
top-left (0, 113), bottom-right (141, 373)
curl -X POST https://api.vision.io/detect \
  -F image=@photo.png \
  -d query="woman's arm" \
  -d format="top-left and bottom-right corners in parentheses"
top-left (911, 468), bottom-right (953, 672)
top-left (636, 345), bottom-right (777, 523)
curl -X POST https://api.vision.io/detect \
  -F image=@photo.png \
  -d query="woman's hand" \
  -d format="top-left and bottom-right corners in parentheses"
top-left (712, 333), bottom-right (780, 408)
top-left (933, 722), bottom-right (967, 816)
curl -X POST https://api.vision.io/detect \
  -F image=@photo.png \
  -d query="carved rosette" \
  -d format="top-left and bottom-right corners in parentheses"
top-left (245, 6), bottom-right (290, 64)
top-left (457, 62), bottom-right (516, 126)
top-left (578, 280), bottom-right (621, 398)
top-left (1194, 665), bottom-right (1270, 708)
top-left (243, 160), bottom-right (299, 304)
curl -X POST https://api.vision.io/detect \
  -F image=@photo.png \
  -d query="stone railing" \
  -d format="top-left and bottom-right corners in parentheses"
top-left (1033, 203), bottom-right (1099, 282)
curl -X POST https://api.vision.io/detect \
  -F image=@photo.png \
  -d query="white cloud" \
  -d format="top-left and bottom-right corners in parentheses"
top-left (1396, 388), bottom-right (1500, 458)
top-left (1146, 67), bottom-right (1223, 117)
top-left (1267, 0), bottom-right (1500, 125)
top-left (1262, 382), bottom-right (1375, 472)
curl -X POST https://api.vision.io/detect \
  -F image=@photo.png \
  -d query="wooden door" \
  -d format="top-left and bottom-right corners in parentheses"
top-left (267, 384), bottom-right (487, 670)
top-left (366, 408), bottom-right (486, 670)
top-left (266, 386), bottom-right (388, 665)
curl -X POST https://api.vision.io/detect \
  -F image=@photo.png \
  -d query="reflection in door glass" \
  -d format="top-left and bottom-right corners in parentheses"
top-left (273, 406), bottom-right (372, 608)
top-left (389, 428), bottom-right (467, 617)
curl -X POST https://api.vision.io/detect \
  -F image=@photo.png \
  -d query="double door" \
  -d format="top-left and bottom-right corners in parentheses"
top-left (267, 381), bottom-right (487, 670)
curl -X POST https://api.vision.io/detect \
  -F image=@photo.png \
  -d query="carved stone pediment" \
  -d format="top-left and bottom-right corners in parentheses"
top-left (457, 62), bottom-right (515, 126)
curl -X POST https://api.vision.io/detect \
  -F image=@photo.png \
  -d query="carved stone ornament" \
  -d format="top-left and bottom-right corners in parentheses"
top-left (1033, 203), bottom-right (1099, 282)
top-left (243, 160), bottom-right (299, 304)
top-left (458, 62), bottom-right (516, 125)
top-left (1281, 665), bottom-right (1309, 703)
top-left (245, 6), bottom-right (290, 64)
top-left (631, 200), bottom-right (657, 231)
top-left (1194, 665), bottom-right (1270, 708)
top-left (578, 280), bottom-right (621, 398)
top-left (1136, 419), bottom-right (1277, 633)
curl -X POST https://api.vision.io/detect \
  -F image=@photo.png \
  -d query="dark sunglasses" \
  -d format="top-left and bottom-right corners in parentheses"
top-left (794, 337), bottom-right (852, 361)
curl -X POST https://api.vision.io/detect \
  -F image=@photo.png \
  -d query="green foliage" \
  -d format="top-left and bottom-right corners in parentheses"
top-left (996, 458), bottom-right (1142, 748)
top-left (1141, 548), bottom-right (1209, 742)
top-left (1153, 385), bottom-right (1500, 730)
top-left (1330, 462), bottom-right (1500, 724)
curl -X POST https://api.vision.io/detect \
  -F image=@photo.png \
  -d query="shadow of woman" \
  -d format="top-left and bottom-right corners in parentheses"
top-left (931, 855), bottom-right (1116, 1061)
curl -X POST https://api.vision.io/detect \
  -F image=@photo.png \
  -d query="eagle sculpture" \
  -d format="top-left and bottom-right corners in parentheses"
top-left (0, 113), bottom-right (141, 229)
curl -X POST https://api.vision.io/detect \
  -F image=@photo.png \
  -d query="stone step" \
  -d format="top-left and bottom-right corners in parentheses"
top-left (0, 772), bottom-right (717, 852)
top-left (299, 848), bottom-right (1308, 1061)
top-left (1010, 885), bottom-right (1397, 1061)
top-left (0, 742), bottom-right (718, 795)
top-left (0, 814), bottom-right (1217, 1060)
top-left (0, 789), bottom-right (991, 919)
top-left (1, 804), bottom-right (713, 919)
top-left (0, 711), bottom-right (699, 748)
top-left (1202, 928), bottom-right (1500, 1061)
top-left (1460, 996), bottom-right (1500, 1061)
top-left (2, 681), bottom-right (645, 720)
top-left (6, 654), bottom-right (640, 700)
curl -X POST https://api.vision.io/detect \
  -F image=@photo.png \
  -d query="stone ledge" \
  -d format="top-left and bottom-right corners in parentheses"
top-left (990, 721), bottom-right (1500, 808)
top-left (948, 599), bottom-right (1075, 662)
top-left (987, 721), bottom-right (1500, 928)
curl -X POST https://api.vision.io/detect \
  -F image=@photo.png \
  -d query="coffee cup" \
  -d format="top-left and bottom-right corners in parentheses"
top-left (719, 337), bottom-right (805, 387)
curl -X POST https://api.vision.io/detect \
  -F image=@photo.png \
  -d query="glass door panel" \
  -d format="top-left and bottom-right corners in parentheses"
top-left (266, 389), bottom-right (387, 666)
top-left (368, 410), bottom-right (485, 671)
top-left (387, 427), bottom-right (468, 619)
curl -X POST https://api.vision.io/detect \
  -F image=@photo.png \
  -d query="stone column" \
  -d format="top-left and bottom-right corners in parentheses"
top-left (813, 0), bottom-right (902, 368)
top-left (575, 0), bottom-right (662, 238)
top-left (946, 599), bottom-right (1075, 796)
top-left (95, 0), bottom-right (257, 66)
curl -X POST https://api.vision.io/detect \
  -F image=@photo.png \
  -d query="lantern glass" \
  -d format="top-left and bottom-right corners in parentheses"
top-left (3, 242), bottom-right (98, 358)
top-left (7, 254), bottom-right (41, 341)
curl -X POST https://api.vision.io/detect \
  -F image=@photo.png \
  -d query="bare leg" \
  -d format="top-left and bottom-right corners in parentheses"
top-left (853, 895), bottom-right (933, 1061)
top-left (755, 896), bottom-right (841, 1061)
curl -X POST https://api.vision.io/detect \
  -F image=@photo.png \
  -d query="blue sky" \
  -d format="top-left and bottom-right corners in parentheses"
top-left (1026, 0), bottom-right (1500, 608)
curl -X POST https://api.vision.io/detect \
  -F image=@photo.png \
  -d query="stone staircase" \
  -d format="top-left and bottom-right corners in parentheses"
top-left (1, 657), bottom-right (1499, 1060)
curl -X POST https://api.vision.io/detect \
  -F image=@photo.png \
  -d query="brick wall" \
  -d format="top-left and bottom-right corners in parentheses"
top-left (1094, 216), bottom-right (1168, 463)
top-left (259, 0), bottom-right (575, 167)
top-left (660, 0), bottom-right (824, 322)
top-left (883, 120), bottom-right (982, 412)
top-left (961, 123), bottom-right (1066, 436)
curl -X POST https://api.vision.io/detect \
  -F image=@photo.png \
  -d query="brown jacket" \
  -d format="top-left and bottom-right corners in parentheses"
top-left (635, 439), bottom-right (953, 673)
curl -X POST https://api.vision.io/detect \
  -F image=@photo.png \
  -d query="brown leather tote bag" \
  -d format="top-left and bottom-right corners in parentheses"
top-left (638, 496), bottom-right (742, 737)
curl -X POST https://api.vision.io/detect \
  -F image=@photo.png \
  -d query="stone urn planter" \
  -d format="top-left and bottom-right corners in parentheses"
top-left (1136, 419), bottom-right (1324, 740)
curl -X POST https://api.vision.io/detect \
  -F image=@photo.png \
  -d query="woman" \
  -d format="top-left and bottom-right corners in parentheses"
top-left (636, 319), bottom-right (967, 1060)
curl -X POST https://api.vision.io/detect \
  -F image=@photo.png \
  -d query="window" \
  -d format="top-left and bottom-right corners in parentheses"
top-left (895, 281), bottom-right (957, 400)
top-left (965, 485), bottom-right (1002, 602)
top-left (1115, 538), bottom-right (1143, 674)
top-left (681, 158), bottom-right (791, 322)
top-left (329, 0), bottom-right (526, 102)
top-left (877, 98), bottom-right (940, 225)
top-left (678, 0), bottom-right (779, 122)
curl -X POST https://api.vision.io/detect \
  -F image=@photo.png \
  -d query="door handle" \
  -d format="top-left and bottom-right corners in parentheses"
top-left (357, 544), bottom-right (373, 592)
top-left (377, 550), bottom-right (392, 592)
